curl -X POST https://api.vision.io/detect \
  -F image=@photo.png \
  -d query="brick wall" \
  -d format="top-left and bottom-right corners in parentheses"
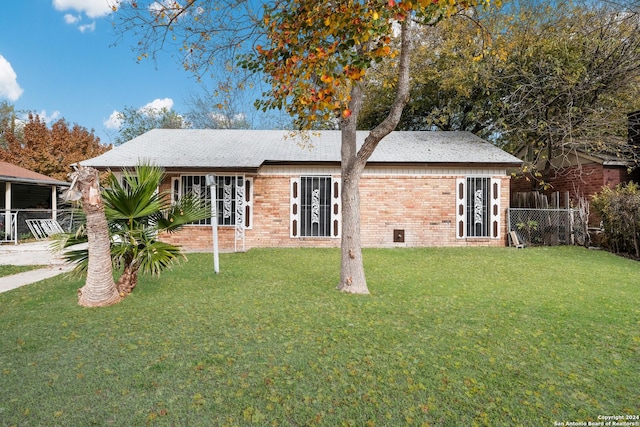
top-left (359, 175), bottom-right (509, 247)
top-left (163, 171), bottom-right (511, 251)
top-left (546, 164), bottom-right (605, 200)
top-left (510, 163), bottom-right (637, 225)
top-left (510, 173), bottom-right (536, 195)
top-left (511, 164), bottom-right (635, 201)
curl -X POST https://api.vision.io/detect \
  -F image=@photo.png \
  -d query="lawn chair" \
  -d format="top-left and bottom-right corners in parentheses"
top-left (25, 219), bottom-right (65, 240)
top-left (509, 231), bottom-right (525, 248)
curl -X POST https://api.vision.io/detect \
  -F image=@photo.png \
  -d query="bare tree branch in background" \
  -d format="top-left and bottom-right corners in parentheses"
top-left (358, 0), bottom-right (640, 190)
top-left (111, 0), bottom-right (265, 81)
top-left (497, 0), bottom-right (640, 187)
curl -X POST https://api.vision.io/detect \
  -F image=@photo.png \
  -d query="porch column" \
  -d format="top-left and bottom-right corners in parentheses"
top-left (51, 185), bottom-right (57, 220)
top-left (4, 182), bottom-right (11, 239)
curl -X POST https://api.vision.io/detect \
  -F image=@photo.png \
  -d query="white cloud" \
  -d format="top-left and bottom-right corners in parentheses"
top-left (149, 2), bottom-right (164, 14)
top-left (55, 0), bottom-right (116, 32)
top-left (140, 98), bottom-right (174, 114)
top-left (103, 98), bottom-right (175, 130)
top-left (149, 1), bottom-right (188, 23)
top-left (38, 110), bottom-right (62, 124)
top-left (52, 0), bottom-right (119, 18)
top-left (150, 1), bottom-right (179, 14)
top-left (78, 22), bottom-right (96, 33)
top-left (63, 13), bottom-right (81, 24)
top-left (0, 55), bottom-right (23, 102)
top-left (103, 110), bottom-right (122, 130)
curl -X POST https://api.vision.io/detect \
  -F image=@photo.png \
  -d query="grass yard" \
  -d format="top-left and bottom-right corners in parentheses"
top-left (0, 247), bottom-right (638, 426)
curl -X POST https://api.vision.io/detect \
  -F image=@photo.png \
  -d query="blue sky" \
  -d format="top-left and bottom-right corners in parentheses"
top-left (0, 0), bottom-right (204, 145)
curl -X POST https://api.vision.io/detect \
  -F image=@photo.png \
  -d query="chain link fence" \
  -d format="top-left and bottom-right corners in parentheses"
top-left (508, 208), bottom-right (589, 247)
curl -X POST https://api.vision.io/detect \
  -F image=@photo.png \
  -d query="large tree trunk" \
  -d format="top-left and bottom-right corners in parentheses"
top-left (338, 104), bottom-right (368, 294)
top-left (75, 166), bottom-right (122, 307)
top-left (337, 19), bottom-right (413, 294)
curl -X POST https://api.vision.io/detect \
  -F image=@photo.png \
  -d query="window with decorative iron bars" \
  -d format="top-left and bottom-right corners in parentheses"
top-left (291, 176), bottom-right (340, 238)
top-left (456, 176), bottom-right (501, 239)
top-left (467, 177), bottom-right (491, 237)
top-left (302, 176), bottom-right (331, 237)
top-left (174, 175), bottom-right (252, 227)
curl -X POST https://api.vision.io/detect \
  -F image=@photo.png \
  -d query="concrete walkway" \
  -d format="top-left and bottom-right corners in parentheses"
top-left (0, 240), bottom-right (74, 293)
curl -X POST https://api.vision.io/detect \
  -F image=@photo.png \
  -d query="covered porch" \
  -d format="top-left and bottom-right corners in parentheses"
top-left (0, 162), bottom-right (70, 243)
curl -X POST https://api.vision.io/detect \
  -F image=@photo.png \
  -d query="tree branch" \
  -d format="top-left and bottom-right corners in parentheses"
top-left (357, 17), bottom-right (413, 164)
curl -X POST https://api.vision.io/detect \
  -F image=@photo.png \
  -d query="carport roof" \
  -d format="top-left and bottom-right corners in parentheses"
top-left (0, 162), bottom-right (69, 186)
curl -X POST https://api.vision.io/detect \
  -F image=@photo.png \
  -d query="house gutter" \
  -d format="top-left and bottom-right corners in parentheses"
top-left (262, 161), bottom-right (524, 169)
top-left (0, 176), bottom-right (70, 187)
top-left (602, 160), bottom-right (633, 167)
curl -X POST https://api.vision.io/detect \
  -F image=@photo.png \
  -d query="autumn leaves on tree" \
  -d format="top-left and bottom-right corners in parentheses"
top-left (242, 0), bottom-right (490, 293)
top-left (112, 0), bottom-right (490, 294)
top-left (244, 0), bottom-right (473, 129)
top-left (0, 108), bottom-right (110, 181)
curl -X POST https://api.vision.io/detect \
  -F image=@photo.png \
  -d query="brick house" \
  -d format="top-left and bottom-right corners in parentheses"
top-left (79, 129), bottom-right (522, 251)
top-left (510, 150), bottom-right (639, 201)
top-left (511, 111), bottom-right (640, 224)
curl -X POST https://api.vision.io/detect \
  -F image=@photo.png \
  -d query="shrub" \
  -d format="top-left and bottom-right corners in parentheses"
top-left (591, 181), bottom-right (640, 257)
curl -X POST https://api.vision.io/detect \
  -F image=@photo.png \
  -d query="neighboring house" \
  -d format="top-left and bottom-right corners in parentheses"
top-left (511, 111), bottom-right (640, 225)
top-left (511, 149), bottom-right (640, 201)
top-left (0, 161), bottom-right (70, 240)
top-left (79, 129), bottom-right (522, 252)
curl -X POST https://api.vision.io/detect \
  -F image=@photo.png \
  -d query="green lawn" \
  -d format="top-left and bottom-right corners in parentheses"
top-left (0, 247), bottom-right (638, 426)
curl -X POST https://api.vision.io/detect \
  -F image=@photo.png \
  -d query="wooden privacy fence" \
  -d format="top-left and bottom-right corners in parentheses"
top-left (507, 208), bottom-right (588, 247)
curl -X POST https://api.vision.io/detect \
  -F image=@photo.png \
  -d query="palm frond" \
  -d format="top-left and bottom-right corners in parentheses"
top-left (137, 240), bottom-right (185, 276)
top-left (103, 164), bottom-right (166, 223)
top-left (156, 192), bottom-right (212, 232)
top-left (59, 248), bottom-right (89, 277)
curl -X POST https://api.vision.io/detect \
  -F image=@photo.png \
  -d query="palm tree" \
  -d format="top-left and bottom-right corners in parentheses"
top-left (65, 166), bottom-right (122, 307)
top-left (60, 164), bottom-right (210, 300)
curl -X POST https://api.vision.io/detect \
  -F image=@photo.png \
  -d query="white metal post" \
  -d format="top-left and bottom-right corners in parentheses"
top-left (206, 175), bottom-right (219, 274)
top-left (51, 185), bottom-right (57, 221)
top-left (4, 182), bottom-right (12, 243)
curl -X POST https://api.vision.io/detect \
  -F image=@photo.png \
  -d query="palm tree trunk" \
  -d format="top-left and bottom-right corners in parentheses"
top-left (75, 166), bottom-right (122, 307)
top-left (116, 263), bottom-right (140, 295)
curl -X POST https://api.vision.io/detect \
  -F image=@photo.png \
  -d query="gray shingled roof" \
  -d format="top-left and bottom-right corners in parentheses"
top-left (80, 129), bottom-right (522, 169)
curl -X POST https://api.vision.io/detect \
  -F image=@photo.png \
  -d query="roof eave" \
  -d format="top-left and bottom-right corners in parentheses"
top-left (366, 161), bottom-right (524, 168)
top-left (261, 160), bottom-right (524, 168)
top-left (261, 160), bottom-right (339, 167)
top-left (0, 176), bottom-right (70, 187)
top-left (90, 165), bottom-right (261, 174)
top-left (602, 160), bottom-right (633, 167)
top-left (162, 166), bottom-right (260, 174)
